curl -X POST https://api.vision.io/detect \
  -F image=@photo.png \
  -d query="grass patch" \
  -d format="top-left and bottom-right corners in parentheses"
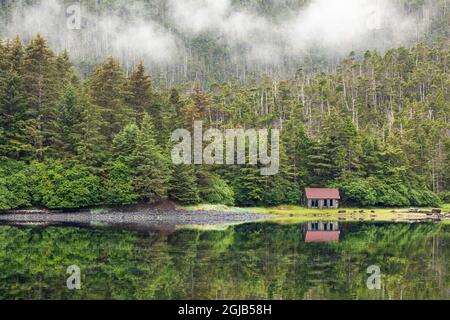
top-left (181, 203), bottom-right (450, 224)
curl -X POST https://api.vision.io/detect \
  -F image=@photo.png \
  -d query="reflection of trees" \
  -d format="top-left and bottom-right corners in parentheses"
top-left (0, 223), bottom-right (448, 300)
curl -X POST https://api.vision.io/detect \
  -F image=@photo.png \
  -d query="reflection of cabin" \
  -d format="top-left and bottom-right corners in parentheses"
top-left (303, 188), bottom-right (340, 209)
top-left (304, 222), bottom-right (340, 243)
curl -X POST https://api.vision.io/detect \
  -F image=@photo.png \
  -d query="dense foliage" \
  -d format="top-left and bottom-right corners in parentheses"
top-left (0, 34), bottom-right (448, 209)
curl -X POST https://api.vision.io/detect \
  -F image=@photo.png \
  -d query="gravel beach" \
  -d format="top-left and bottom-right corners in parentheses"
top-left (0, 209), bottom-right (272, 228)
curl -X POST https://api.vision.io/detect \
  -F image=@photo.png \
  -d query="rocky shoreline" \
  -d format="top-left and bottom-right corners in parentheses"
top-left (0, 208), bottom-right (272, 227)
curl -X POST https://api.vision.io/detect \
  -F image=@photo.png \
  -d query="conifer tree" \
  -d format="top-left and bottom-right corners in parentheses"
top-left (0, 40), bottom-right (7, 71)
top-left (0, 71), bottom-right (30, 159)
top-left (52, 86), bottom-right (83, 158)
top-left (161, 88), bottom-right (185, 148)
top-left (132, 114), bottom-right (172, 203)
top-left (5, 36), bottom-right (24, 73)
top-left (112, 123), bottom-right (139, 160)
top-left (128, 61), bottom-right (152, 118)
top-left (76, 88), bottom-right (108, 165)
top-left (22, 34), bottom-right (57, 159)
top-left (55, 50), bottom-right (76, 90)
top-left (169, 165), bottom-right (200, 204)
top-left (183, 81), bottom-right (211, 130)
top-left (86, 57), bottom-right (133, 143)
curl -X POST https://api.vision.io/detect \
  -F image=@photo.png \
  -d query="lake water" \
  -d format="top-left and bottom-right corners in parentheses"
top-left (0, 221), bottom-right (449, 300)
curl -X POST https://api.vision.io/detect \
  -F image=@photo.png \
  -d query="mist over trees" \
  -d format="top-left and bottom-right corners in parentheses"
top-left (0, 0), bottom-right (448, 85)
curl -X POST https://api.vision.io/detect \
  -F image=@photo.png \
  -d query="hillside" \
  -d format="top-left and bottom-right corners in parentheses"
top-left (0, 32), bottom-right (448, 209)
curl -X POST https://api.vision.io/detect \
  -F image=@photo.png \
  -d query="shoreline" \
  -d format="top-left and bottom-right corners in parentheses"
top-left (1, 204), bottom-right (450, 228)
top-left (0, 208), bottom-right (273, 228)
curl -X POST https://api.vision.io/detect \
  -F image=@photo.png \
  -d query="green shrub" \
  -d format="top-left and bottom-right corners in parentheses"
top-left (201, 176), bottom-right (235, 206)
top-left (27, 160), bottom-right (104, 209)
top-left (104, 160), bottom-right (138, 206)
top-left (0, 160), bottom-right (31, 209)
top-left (438, 191), bottom-right (450, 203)
top-left (47, 166), bottom-right (104, 209)
top-left (330, 178), bottom-right (377, 207)
top-left (264, 177), bottom-right (301, 207)
top-left (413, 189), bottom-right (442, 207)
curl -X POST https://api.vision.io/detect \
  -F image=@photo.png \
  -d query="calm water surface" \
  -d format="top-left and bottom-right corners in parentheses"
top-left (0, 221), bottom-right (449, 300)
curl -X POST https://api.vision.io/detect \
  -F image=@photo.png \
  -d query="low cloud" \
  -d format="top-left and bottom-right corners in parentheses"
top-left (2, 0), bottom-right (179, 64)
top-left (0, 0), bottom-right (434, 67)
top-left (168, 0), bottom-right (427, 61)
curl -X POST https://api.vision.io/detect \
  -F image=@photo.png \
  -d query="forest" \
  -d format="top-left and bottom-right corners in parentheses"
top-left (0, 31), bottom-right (448, 210)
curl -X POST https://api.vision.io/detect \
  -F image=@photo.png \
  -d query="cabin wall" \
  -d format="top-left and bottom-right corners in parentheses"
top-left (305, 199), bottom-right (339, 209)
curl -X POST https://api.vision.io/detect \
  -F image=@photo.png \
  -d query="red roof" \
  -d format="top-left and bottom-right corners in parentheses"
top-left (305, 231), bottom-right (341, 243)
top-left (305, 188), bottom-right (340, 199)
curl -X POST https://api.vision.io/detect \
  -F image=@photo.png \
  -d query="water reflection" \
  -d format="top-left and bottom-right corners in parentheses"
top-left (305, 222), bottom-right (341, 243)
top-left (0, 222), bottom-right (448, 300)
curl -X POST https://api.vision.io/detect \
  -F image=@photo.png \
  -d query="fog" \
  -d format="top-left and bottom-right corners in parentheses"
top-left (1, 0), bottom-right (179, 64)
top-left (0, 0), bottom-right (438, 78)
top-left (168, 0), bottom-right (424, 62)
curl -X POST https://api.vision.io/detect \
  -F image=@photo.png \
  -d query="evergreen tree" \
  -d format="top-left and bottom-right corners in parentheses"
top-left (86, 57), bottom-right (133, 143)
top-left (6, 36), bottom-right (24, 74)
top-left (76, 88), bottom-right (108, 165)
top-left (128, 61), bottom-right (152, 118)
top-left (112, 123), bottom-right (139, 159)
top-left (183, 81), bottom-right (211, 130)
top-left (132, 114), bottom-right (172, 203)
top-left (55, 50), bottom-right (76, 90)
top-left (169, 165), bottom-right (200, 204)
top-left (0, 71), bottom-right (30, 159)
top-left (22, 34), bottom-right (57, 159)
top-left (52, 86), bottom-right (83, 158)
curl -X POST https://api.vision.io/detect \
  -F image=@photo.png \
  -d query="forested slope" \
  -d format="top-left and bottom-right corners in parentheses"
top-left (0, 34), bottom-right (448, 209)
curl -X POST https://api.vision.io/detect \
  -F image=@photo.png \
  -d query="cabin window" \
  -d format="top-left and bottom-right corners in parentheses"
top-left (329, 199), bottom-right (334, 207)
top-left (312, 223), bottom-right (319, 231)
top-left (324, 199), bottom-right (328, 207)
top-left (329, 223), bottom-right (334, 231)
top-left (311, 200), bottom-right (319, 208)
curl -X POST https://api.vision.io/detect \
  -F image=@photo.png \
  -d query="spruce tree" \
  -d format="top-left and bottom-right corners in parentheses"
top-left (168, 165), bottom-right (200, 204)
top-left (52, 86), bottom-right (83, 158)
top-left (76, 88), bottom-right (108, 165)
top-left (132, 114), bottom-right (172, 203)
top-left (128, 61), bottom-right (152, 117)
top-left (86, 57), bottom-right (133, 143)
top-left (7, 36), bottom-right (24, 74)
top-left (55, 50), bottom-right (76, 90)
top-left (0, 40), bottom-right (7, 71)
top-left (183, 81), bottom-right (211, 130)
top-left (22, 34), bottom-right (58, 159)
top-left (0, 71), bottom-right (30, 159)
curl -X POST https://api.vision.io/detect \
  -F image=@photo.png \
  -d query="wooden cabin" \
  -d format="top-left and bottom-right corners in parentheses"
top-left (303, 188), bottom-right (340, 209)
